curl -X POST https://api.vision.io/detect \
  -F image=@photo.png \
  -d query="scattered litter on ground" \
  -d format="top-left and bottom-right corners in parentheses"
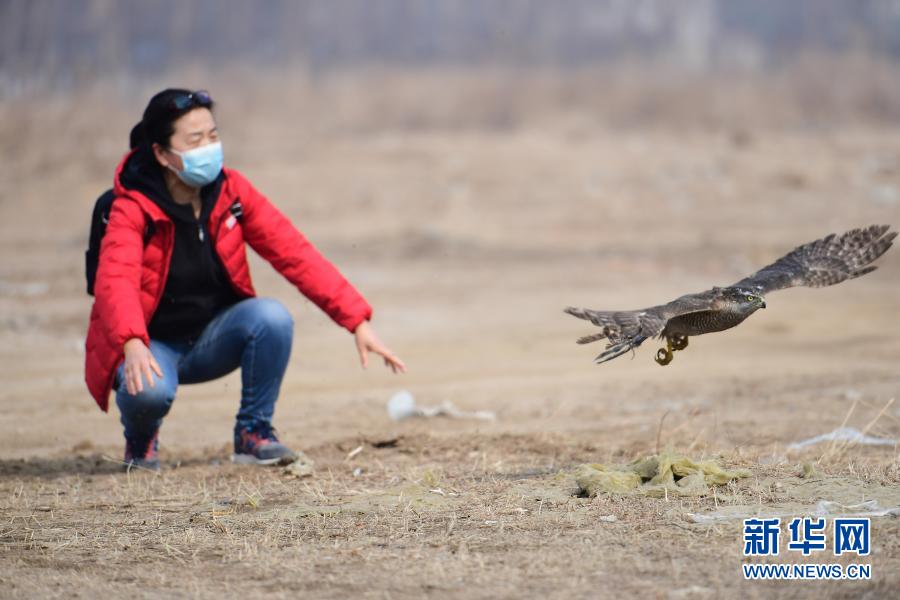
top-left (598, 515), bottom-right (617, 522)
top-left (787, 426), bottom-right (898, 450)
top-left (575, 453), bottom-right (751, 498)
top-left (388, 390), bottom-right (496, 422)
top-left (282, 453), bottom-right (315, 478)
top-left (813, 500), bottom-right (900, 518)
top-left (689, 499), bottom-right (900, 524)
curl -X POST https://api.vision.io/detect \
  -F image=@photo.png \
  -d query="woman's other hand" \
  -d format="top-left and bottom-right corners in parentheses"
top-left (122, 338), bottom-right (163, 395)
top-left (354, 321), bottom-right (406, 374)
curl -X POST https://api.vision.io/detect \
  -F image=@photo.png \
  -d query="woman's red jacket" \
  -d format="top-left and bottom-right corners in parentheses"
top-left (85, 152), bottom-right (372, 411)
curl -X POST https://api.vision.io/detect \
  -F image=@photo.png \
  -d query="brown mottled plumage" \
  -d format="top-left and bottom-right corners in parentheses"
top-left (565, 225), bottom-right (896, 366)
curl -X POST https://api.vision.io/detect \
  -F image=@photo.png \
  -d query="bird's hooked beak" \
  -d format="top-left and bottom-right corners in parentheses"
top-left (758, 298), bottom-right (767, 309)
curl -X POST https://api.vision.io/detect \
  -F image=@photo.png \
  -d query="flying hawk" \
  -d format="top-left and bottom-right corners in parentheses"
top-left (565, 225), bottom-right (896, 366)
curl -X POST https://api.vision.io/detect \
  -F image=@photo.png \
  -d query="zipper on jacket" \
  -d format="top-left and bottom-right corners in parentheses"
top-left (149, 225), bottom-right (173, 320)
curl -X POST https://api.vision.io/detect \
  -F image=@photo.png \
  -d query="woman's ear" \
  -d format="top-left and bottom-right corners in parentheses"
top-left (151, 143), bottom-right (168, 168)
top-left (152, 143), bottom-right (180, 170)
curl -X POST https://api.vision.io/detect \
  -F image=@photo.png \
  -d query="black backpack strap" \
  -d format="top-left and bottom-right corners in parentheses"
top-left (86, 191), bottom-right (156, 296)
top-left (86, 190), bottom-right (116, 295)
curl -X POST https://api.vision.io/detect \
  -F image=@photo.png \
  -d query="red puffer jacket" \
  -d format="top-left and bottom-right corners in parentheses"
top-left (85, 152), bottom-right (372, 411)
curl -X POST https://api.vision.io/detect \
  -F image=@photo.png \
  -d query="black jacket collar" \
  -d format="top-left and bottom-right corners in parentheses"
top-left (119, 145), bottom-right (224, 225)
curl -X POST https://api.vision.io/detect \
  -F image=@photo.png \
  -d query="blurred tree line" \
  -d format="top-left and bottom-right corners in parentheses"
top-left (2, 0), bottom-right (899, 96)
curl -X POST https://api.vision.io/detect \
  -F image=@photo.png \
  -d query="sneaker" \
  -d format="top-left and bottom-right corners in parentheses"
top-left (232, 423), bottom-right (298, 465)
top-left (124, 430), bottom-right (160, 471)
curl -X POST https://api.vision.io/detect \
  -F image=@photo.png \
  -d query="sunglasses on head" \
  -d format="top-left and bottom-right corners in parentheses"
top-left (170, 90), bottom-right (212, 111)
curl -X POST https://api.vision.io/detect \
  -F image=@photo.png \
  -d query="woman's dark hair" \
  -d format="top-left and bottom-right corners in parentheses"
top-left (132, 88), bottom-right (215, 150)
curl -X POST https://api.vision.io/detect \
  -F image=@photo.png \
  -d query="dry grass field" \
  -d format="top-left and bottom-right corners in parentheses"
top-left (1, 71), bottom-right (899, 598)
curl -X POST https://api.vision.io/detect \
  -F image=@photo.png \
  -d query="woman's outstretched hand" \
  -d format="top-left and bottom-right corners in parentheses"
top-left (354, 321), bottom-right (406, 374)
top-left (122, 338), bottom-right (163, 395)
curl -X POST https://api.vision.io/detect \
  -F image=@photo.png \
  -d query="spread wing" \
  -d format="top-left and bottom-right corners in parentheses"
top-left (732, 225), bottom-right (896, 296)
top-left (564, 290), bottom-right (718, 364)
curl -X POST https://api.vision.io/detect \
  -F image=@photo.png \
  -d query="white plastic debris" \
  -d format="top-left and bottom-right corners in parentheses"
top-left (387, 390), bottom-right (496, 422)
top-left (598, 515), bottom-right (618, 523)
top-left (787, 427), bottom-right (898, 451)
top-left (814, 500), bottom-right (900, 519)
top-left (388, 390), bottom-right (417, 420)
top-left (688, 500), bottom-right (900, 524)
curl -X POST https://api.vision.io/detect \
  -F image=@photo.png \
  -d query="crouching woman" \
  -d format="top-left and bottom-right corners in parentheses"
top-left (85, 89), bottom-right (405, 469)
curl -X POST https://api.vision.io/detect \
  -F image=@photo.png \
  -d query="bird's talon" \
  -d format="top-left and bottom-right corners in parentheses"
top-left (655, 347), bottom-right (673, 366)
top-left (671, 335), bottom-right (689, 351)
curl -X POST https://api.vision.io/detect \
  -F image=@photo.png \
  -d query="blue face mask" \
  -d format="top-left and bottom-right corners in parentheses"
top-left (168, 141), bottom-right (223, 187)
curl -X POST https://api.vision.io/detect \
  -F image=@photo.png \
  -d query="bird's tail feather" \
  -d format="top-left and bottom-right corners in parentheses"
top-left (594, 335), bottom-right (648, 364)
top-left (564, 306), bottom-right (594, 321)
top-left (565, 306), bottom-right (657, 364)
top-left (577, 332), bottom-right (607, 345)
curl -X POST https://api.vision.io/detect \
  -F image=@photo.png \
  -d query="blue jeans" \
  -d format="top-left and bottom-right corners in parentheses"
top-left (115, 297), bottom-right (294, 446)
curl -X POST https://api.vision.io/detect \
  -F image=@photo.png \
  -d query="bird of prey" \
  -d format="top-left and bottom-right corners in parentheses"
top-left (565, 225), bottom-right (896, 366)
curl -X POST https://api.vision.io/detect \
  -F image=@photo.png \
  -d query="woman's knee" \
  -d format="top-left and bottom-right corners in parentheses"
top-left (249, 298), bottom-right (294, 337)
top-left (115, 373), bottom-right (175, 420)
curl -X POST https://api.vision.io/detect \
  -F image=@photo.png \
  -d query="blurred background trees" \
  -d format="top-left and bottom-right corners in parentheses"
top-left (3, 0), bottom-right (900, 94)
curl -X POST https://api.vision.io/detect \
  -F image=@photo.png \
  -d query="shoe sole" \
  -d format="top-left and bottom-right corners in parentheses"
top-left (231, 453), bottom-right (296, 466)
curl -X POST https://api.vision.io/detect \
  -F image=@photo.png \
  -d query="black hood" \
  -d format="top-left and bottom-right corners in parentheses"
top-left (118, 144), bottom-right (243, 343)
top-left (119, 144), bottom-right (224, 225)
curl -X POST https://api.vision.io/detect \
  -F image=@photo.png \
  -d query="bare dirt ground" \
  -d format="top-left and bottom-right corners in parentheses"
top-left (1, 81), bottom-right (899, 598)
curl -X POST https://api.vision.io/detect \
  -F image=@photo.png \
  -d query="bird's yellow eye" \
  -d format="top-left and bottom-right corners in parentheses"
top-left (746, 295), bottom-right (754, 302)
